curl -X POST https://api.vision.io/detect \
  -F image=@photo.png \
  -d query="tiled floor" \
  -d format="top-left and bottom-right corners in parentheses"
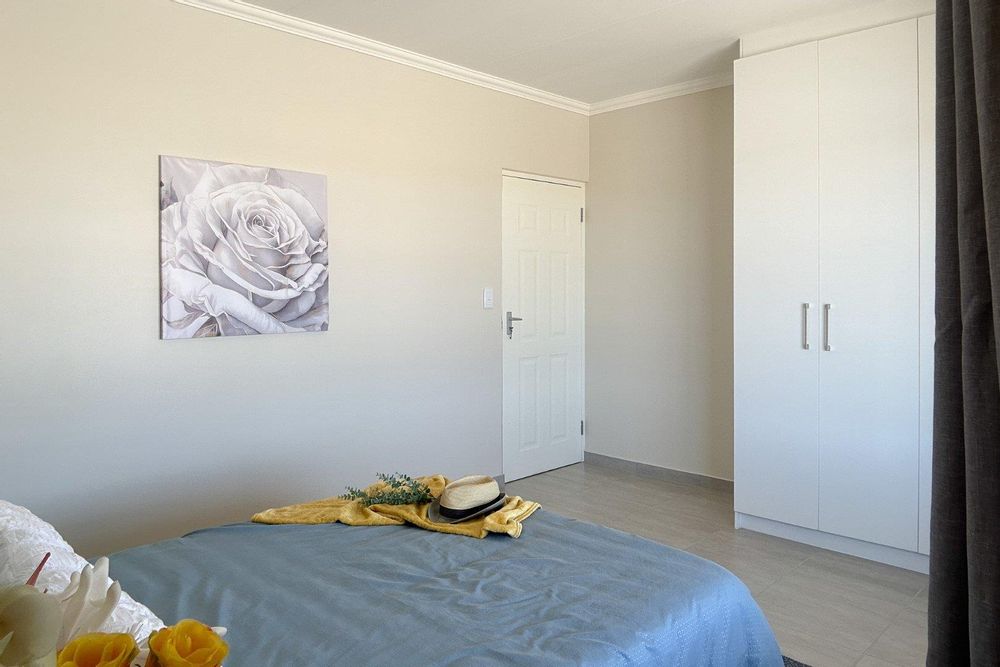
top-left (506, 461), bottom-right (928, 667)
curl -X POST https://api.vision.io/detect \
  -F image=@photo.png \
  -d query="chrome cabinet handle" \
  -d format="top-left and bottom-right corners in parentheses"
top-left (506, 311), bottom-right (523, 339)
top-left (802, 303), bottom-right (812, 350)
top-left (823, 304), bottom-right (833, 351)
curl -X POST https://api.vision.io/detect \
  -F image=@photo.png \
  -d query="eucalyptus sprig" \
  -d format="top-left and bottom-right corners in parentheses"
top-left (342, 473), bottom-right (434, 506)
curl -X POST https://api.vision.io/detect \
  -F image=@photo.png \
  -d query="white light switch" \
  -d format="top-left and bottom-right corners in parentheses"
top-left (483, 288), bottom-right (494, 309)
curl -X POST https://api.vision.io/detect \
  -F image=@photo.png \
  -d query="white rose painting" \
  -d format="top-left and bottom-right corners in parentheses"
top-left (159, 156), bottom-right (328, 339)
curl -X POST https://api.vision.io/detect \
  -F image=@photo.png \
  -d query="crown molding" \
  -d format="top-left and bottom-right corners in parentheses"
top-left (588, 73), bottom-right (734, 116)
top-left (171, 0), bottom-right (590, 115)
top-left (173, 0), bottom-right (733, 117)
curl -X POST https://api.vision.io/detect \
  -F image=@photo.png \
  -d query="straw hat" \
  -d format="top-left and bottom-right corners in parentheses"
top-left (427, 476), bottom-right (506, 524)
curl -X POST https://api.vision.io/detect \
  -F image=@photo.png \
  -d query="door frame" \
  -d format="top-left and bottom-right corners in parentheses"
top-left (500, 168), bottom-right (587, 479)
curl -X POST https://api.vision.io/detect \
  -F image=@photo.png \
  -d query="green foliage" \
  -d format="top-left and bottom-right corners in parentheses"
top-left (342, 472), bottom-right (434, 506)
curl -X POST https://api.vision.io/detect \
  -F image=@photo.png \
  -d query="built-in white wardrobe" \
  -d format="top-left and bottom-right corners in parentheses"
top-left (733, 16), bottom-right (935, 572)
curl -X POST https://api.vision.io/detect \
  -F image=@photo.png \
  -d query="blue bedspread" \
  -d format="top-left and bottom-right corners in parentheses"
top-left (108, 510), bottom-right (781, 666)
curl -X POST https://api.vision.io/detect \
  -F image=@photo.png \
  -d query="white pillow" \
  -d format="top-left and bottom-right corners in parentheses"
top-left (0, 500), bottom-right (164, 642)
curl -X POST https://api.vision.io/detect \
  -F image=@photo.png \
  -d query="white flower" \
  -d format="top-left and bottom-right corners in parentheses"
top-left (0, 585), bottom-right (61, 667)
top-left (56, 557), bottom-right (121, 647)
top-left (160, 158), bottom-right (329, 338)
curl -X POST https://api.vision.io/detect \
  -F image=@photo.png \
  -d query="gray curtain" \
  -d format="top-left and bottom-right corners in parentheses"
top-left (927, 0), bottom-right (1000, 664)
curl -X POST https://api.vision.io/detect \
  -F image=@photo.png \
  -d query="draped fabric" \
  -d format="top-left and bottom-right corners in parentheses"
top-left (927, 1), bottom-right (1000, 664)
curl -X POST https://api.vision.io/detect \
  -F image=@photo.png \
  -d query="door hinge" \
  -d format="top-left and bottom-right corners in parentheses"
top-left (580, 208), bottom-right (584, 223)
top-left (580, 420), bottom-right (584, 435)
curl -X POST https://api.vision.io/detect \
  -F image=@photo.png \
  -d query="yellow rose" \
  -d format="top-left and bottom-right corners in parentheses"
top-left (57, 633), bottom-right (138, 667)
top-left (146, 620), bottom-right (228, 667)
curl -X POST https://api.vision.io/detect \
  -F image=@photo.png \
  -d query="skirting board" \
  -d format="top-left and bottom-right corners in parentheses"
top-left (736, 512), bottom-right (929, 574)
top-left (584, 452), bottom-right (733, 492)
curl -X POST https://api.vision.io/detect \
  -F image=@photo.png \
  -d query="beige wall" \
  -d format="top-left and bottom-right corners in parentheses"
top-left (0, 0), bottom-right (588, 556)
top-left (586, 87), bottom-right (734, 480)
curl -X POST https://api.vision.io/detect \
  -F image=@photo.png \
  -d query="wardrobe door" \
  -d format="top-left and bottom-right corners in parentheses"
top-left (734, 42), bottom-right (820, 529)
top-left (817, 20), bottom-right (920, 550)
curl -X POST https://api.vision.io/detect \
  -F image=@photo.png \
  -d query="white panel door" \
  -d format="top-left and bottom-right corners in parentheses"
top-left (917, 14), bottom-right (935, 556)
top-left (733, 42), bottom-right (821, 529)
top-left (818, 20), bottom-right (920, 550)
top-left (502, 175), bottom-right (584, 481)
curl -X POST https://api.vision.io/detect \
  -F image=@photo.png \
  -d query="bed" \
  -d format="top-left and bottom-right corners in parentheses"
top-left (108, 510), bottom-right (782, 665)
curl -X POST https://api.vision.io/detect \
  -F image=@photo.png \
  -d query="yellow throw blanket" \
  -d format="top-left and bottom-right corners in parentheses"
top-left (252, 475), bottom-right (541, 538)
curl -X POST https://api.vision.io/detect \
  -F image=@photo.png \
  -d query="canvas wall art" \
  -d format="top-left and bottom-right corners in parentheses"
top-left (159, 156), bottom-right (328, 339)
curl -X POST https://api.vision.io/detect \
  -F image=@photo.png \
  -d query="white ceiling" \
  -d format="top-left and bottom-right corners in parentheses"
top-left (247, 0), bottom-right (879, 103)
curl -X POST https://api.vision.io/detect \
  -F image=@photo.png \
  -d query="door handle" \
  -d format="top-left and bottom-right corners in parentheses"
top-left (823, 304), bottom-right (833, 351)
top-left (802, 303), bottom-right (812, 350)
top-left (506, 311), bottom-right (523, 339)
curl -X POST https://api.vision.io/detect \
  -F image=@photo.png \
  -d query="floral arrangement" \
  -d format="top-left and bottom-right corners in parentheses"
top-left (0, 554), bottom-right (228, 667)
top-left (342, 473), bottom-right (434, 506)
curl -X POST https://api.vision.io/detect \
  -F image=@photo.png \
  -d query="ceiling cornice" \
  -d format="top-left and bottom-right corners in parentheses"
top-left (172, 0), bottom-right (590, 114)
top-left (172, 0), bottom-right (733, 117)
top-left (588, 73), bottom-right (734, 115)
